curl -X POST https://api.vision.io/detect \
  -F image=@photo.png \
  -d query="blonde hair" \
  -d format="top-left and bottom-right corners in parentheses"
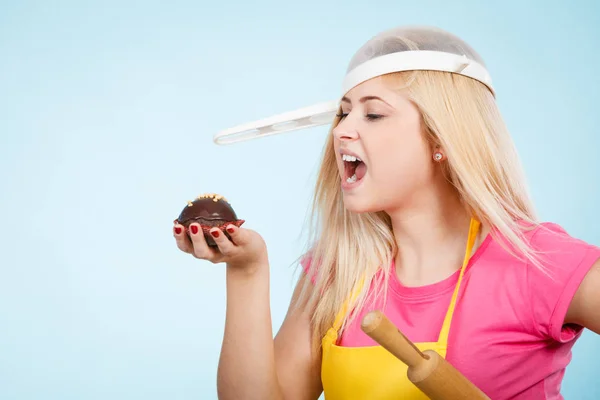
top-left (296, 68), bottom-right (543, 349)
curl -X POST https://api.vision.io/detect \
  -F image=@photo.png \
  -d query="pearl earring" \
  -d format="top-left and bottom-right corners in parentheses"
top-left (433, 152), bottom-right (443, 161)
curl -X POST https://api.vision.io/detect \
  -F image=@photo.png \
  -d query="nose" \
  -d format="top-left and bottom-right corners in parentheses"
top-left (333, 119), bottom-right (359, 141)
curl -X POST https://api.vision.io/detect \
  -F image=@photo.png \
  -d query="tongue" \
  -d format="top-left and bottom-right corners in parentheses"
top-left (355, 162), bottom-right (367, 180)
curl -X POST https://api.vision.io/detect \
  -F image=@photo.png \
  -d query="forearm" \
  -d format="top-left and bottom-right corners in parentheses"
top-left (217, 263), bottom-right (283, 400)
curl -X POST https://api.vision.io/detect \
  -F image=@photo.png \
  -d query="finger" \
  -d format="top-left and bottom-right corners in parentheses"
top-left (225, 224), bottom-right (248, 246)
top-left (210, 228), bottom-right (237, 256)
top-left (173, 224), bottom-right (193, 253)
top-left (188, 223), bottom-right (219, 260)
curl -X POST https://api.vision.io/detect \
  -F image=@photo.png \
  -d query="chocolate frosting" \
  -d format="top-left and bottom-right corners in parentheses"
top-left (177, 197), bottom-right (238, 225)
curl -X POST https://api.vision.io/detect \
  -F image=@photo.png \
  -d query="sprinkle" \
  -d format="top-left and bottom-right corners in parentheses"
top-left (193, 193), bottom-right (229, 203)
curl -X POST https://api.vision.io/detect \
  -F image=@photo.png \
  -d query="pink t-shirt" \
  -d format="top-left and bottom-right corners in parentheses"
top-left (302, 222), bottom-right (600, 399)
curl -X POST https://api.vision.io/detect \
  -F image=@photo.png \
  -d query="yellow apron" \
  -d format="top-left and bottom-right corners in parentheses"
top-left (321, 218), bottom-right (480, 399)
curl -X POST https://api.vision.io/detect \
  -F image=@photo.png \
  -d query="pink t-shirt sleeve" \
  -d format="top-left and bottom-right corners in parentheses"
top-left (300, 253), bottom-right (318, 285)
top-left (527, 223), bottom-right (600, 343)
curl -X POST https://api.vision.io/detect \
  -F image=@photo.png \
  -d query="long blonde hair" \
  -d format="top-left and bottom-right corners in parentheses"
top-left (297, 69), bottom-right (540, 348)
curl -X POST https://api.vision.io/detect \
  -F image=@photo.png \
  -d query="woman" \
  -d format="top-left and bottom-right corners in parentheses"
top-left (173, 26), bottom-right (600, 399)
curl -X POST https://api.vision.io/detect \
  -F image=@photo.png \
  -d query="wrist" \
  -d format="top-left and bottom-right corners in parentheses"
top-left (226, 258), bottom-right (269, 278)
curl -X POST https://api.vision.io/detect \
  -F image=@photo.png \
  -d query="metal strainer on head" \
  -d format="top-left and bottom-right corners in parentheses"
top-left (213, 26), bottom-right (494, 145)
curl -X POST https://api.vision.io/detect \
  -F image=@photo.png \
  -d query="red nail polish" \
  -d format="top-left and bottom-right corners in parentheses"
top-left (174, 227), bottom-right (182, 234)
top-left (190, 225), bottom-right (199, 234)
top-left (211, 230), bottom-right (220, 238)
top-left (226, 226), bottom-right (235, 234)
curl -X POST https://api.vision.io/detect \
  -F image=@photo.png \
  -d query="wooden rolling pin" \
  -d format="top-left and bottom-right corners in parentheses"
top-left (361, 310), bottom-right (490, 400)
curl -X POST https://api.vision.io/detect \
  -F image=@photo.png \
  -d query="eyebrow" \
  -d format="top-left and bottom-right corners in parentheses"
top-left (340, 95), bottom-right (392, 107)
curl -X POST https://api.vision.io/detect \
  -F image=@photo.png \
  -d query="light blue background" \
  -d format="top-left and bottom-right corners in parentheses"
top-left (1, 0), bottom-right (598, 398)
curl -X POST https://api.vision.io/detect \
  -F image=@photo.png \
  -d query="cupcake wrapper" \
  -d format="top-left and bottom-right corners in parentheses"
top-left (198, 219), bottom-right (245, 235)
top-left (174, 219), bottom-right (245, 234)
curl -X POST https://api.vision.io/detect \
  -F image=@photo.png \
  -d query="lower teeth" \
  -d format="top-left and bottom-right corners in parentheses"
top-left (346, 174), bottom-right (357, 183)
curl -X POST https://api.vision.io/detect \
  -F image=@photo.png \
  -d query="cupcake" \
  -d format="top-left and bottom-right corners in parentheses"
top-left (174, 193), bottom-right (245, 246)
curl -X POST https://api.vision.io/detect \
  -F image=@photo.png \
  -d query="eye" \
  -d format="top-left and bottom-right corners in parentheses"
top-left (335, 112), bottom-right (384, 121)
top-left (366, 114), bottom-right (383, 121)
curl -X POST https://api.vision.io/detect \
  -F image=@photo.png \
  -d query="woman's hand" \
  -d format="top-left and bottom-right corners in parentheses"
top-left (173, 222), bottom-right (268, 272)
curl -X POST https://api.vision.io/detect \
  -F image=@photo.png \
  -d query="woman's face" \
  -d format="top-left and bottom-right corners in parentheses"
top-left (332, 77), bottom-right (439, 214)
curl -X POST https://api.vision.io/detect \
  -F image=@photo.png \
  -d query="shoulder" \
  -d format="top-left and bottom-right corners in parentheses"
top-left (479, 221), bottom-right (597, 274)
top-left (528, 221), bottom-right (596, 251)
top-left (525, 222), bottom-right (600, 280)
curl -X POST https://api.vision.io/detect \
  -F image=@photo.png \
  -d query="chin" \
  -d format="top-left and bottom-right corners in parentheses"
top-left (341, 194), bottom-right (381, 214)
top-left (342, 185), bottom-right (404, 215)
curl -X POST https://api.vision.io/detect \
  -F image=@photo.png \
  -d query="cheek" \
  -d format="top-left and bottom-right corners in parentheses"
top-left (368, 126), bottom-right (432, 183)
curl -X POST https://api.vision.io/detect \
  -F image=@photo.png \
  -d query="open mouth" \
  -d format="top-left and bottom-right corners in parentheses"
top-left (342, 154), bottom-right (367, 185)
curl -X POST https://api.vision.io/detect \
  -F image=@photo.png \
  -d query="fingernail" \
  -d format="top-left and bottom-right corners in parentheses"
top-left (174, 227), bottom-right (182, 234)
top-left (226, 226), bottom-right (235, 234)
top-left (211, 230), bottom-right (220, 238)
top-left (190, 225), bottom-right (199, 234)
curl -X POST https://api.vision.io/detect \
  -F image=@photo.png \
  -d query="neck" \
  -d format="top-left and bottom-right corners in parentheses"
top-left (388, 184), bottom-right (480, 287)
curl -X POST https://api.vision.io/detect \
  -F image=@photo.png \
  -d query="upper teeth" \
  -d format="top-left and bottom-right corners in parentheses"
top-left (342, 154), bottom-right (361, 162)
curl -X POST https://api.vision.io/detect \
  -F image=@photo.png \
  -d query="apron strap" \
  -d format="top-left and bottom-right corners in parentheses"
top-left (437, 217), bottom-right (481, 345)
top-left (332, 276), bottom-right (365, 333)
